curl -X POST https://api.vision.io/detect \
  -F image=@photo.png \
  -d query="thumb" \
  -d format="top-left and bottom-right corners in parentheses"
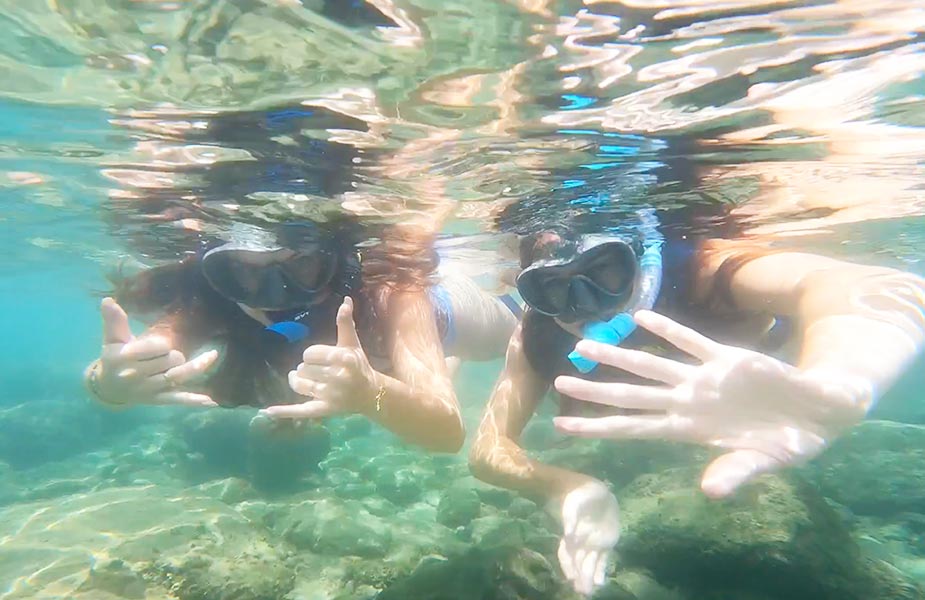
top-left (336, 296), bottom-right (362, 348)
top-left (101, 297), bottom-right (133, 345)
top-left (700, 449), bottom-right (781, 499)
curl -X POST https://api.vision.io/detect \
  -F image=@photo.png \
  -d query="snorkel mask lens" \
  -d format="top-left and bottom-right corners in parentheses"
top-left (516, 240), bottom-right (637, 321)
top-left (201, 245), bottom-right (337, 310)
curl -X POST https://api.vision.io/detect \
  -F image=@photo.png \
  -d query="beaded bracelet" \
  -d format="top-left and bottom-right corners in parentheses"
top-left (84, 360), bottom-right (125, 406)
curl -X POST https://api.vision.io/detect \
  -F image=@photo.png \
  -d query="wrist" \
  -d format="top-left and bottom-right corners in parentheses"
top-left (547, 472), bottom-right (599, 507)
top-left (544, 475), bottom-right (606, 520)
top-left (358, 371), bottom-right (388, 417)
top-left (802, 366), bottom-right (875, 420)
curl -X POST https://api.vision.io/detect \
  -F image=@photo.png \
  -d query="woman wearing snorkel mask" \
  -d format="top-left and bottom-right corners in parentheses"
top-left (469, 210), bottom-right (925, 596)
top-left (83, 219), bottom-right (520, 453)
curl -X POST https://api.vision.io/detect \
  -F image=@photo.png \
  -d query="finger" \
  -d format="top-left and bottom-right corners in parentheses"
top-left (577, 549), bottom-right (599, 596)
top-left (571, 341), bottom-right (692, 386)
top-left (119, 336), bottom-right (172, 361)
top-left (260, 400), bottom-right (336, 420)
top-left (164, 349), bottom-right (219, 383)
top-left (593, 550), bottom-right (610, 587)
top-left (302, 345), bottom-right (356, 367)
top-left (554, 414), bottom-right (690, 440)
top-left (296, 363), bottom-right (339, 383)
top-left (134, 372), bottom-right (172, 395)
top-left (131, 350), bottom-right (186, 377)
top-left (554, 376), bottom-right (677, 410)
top-left (336, 296), bottom-right (362, 349)
top-left (561, 494), bottom-right (580, 538)
top-left (558, 539), bottom-right (577, 583)
top-left (700, 449), bottom-right (782, 499)
top-left (634, 310), bottom-right (723, 362)
top-left (101, 297), bottom-right (133, 345)
top-left (153, 391), bottom-right (218, 408)
top-left (571, 548), bottom-right (590, 595)
top-left (289, 372), bottom-right (332, 399)
top-left (289, 370), bottom-right (317, 397)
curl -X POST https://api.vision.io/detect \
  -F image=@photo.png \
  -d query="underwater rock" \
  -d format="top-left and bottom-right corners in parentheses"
top-left (375, 547), bottom-right (593, 600)
top-left (853, 518), bottom-right (925, 586)
top-left (361, 455), bottom-right (429, 507)
top-left (386, 505), bottom-right (468, 563)
top-left (808, 420), bottom-right (925, 516)
top-left (532, 436), bottom-right (708, 493)
top-left (474, 484), bottom-right (517, 510)
top-left (451, 473), bottom-right (518, 510)
top-left (152, 542), bottom-right (294, 600)
top-left (611, 568), bottom-right (686, 600)
top-left (507, 497), bottom-right (540, 519)
top-left (284, 498), bottom-right (393, 558)
top-left (175, 410), bottom-right (251, 479)
top-left (332, 414), bottom-right (374, 440)
top-left (77, 559), bottom-right (146, 599)
top-left (467, 514), bottom-right (527, 550)
top-left (247, 415), bottom-right (331, 493)
top-left (175, 410), bottom-right (330, 492)
top-left (359, 452), bottom-right (445, 507)
top-left (436, 485), bottom-right (482, 529)
top-left (617, 467), bottom-right (922, 600)
top-left (0, 399), bottom-right (142, 469)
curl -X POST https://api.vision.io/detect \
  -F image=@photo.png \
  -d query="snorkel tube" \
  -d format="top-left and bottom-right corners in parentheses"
top-left (568, 208), bottom-right (664, 373)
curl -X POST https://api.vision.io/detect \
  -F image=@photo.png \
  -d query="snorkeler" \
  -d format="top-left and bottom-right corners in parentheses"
top-left (469, 209), bottom-right (925, 595)
top-left (84, 219), bottom-right (520, 453)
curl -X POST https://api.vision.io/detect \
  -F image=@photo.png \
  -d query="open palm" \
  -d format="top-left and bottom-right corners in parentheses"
top-left (554, 310), bottom-right (868, 498)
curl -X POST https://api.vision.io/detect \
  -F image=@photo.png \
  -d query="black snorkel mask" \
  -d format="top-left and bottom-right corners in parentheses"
top-left (200, 231), bottom-right (361, 344)
top-left (517, 208), bottom-right (666, 373)
top-left (516, 236), bottom-right (639, 324)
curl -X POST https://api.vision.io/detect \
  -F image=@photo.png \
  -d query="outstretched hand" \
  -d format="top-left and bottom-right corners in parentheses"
top-left (551, 480), bottom-right (620, 597)
top-left (93, 298), bottom-right (218, 407)
top-left (554, 310), bottom-right (869, 498)
top-left (261, 296), bottom-right (378, 420)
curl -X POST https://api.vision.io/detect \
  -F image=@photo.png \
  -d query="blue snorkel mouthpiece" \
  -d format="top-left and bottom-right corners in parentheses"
top-left (265, 320), bottom-right (311, 343)
top-left (264, 309), bottom-right (313, 344)
top-left (568, 209), bottom-right (664, 373)
top-left (568, 313), bottom-right (637, 373)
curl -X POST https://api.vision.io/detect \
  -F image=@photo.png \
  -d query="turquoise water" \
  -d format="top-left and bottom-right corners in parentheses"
top-left (2, 1), bottom-right (925, 599)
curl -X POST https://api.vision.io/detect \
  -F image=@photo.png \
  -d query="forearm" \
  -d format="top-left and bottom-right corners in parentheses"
top-left (797, 268), bottom-right (925, 409)
top-left (361, 370), bottom-right (464, 453)
top-left (709, 247), bottom-right (925, 410)
top-left (467, 324), bottom-right (590, 501)
top-left (469, 434), bottom-right (594, 503)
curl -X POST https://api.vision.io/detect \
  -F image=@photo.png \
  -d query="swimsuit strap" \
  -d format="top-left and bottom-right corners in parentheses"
top-left (498, 293), bottom-right (524, 319)
top-left (429, 285), bottom-right (457, 350)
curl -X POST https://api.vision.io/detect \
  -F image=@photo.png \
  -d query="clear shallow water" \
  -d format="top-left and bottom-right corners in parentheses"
top-left (2, 1), bottom-right (925, 599)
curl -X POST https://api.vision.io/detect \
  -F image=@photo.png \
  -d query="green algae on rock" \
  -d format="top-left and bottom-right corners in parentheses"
top-left (374, 548), bottom-right (606, 600)
top-left (436, 485), bottom-right (482, 529)
top-left (808, 421), bottom-right (925, 516)
top-left (616, 467), bottom-right (922, 600)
